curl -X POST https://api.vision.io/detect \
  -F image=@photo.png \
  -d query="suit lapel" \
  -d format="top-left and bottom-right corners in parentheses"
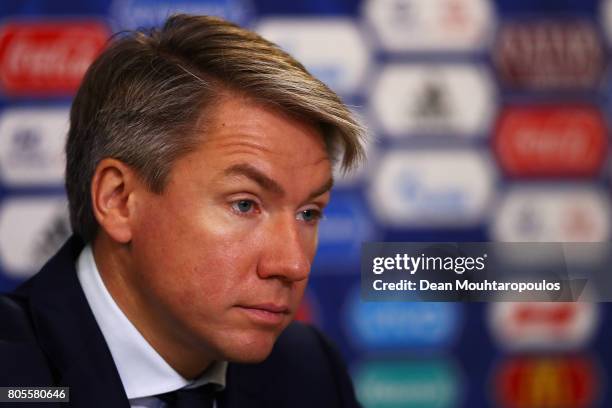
top-left (17, 236), bottom-right (130, 408)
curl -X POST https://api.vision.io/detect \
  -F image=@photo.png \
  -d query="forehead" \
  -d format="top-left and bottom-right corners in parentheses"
top-left (196, 95), bottom-right (330, 169)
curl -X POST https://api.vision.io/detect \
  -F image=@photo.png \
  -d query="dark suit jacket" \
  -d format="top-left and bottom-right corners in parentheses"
top-left (0, 236), bottom-right (361, 407)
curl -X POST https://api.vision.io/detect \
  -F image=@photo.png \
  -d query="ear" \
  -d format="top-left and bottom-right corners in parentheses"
top-left (91, 158), bottom-right (140, 244)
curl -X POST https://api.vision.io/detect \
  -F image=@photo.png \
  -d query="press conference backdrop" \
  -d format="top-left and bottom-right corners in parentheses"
top-left (0, 0), bottom-right (610, 406)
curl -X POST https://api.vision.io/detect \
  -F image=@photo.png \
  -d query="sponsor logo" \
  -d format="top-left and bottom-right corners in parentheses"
top-left (0, 108), bottom-right (69, 186)
top-left (364, 0), bottom-right (494, 52)
top-left (344, 285), bottom-right (461, 350)
top-left (371, 63), bottom-right (496, 137)
top-left (494, 357), bottom-right (597, 408)
top-left (294, 290), bottom-right (321, 326)
top-left (256, 19), bottom-right (369, 96)
top-left (494, 20), bottom-right (604, 90)
top-left (110, 0), bottom-right (254, 30)
top-left (494, 105), bottom-right (607, 177)
top-left (492, 186), bottom-right (611, 242)
top-left (602, 0), bottom-right (612, 45)
top-left (488, 302), bottom-right (599, 351)
top-left (0, 197), bottom-right (70, 278)
top-left (0, 21), bottom-right (108, 95)
top-left (354, 359), bottom-right (460, 408)
top-left (370, 150), bottom-right (495, 226)
top-left (313, 193), bottom-right (376, 271)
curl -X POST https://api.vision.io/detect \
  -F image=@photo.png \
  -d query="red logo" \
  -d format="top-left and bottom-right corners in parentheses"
top-left (494, 20), bottom-right (604, 89)
top-left (495, 357), bottom-right (597, 408)
top-left (489, 302), bottom-right (598, 350)
top-left (514, 303), bottom-right (576, 326)
top-left (494, 106), bottom-right (607, 177)
top-left (294, 291), bottom-right (320, 325)
top-left (0, 21), bottom-right (109, 96)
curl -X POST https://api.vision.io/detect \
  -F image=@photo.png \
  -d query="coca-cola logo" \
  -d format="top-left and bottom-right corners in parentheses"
top-left (494, 105), bottom-right (607, 177)
top-left (0, 21), bottom-right (109, 95)
top-left (494, 20), bottom-right (604, 90)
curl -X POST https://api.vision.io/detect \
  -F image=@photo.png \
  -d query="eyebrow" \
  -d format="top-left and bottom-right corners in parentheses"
top-left (223, 163), bottom-right (334, 200)
top-left (308, 177), bottom-right (334, 201)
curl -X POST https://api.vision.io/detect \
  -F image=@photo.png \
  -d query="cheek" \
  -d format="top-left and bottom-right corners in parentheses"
top-left (133, 201), bottom-right (263, 307)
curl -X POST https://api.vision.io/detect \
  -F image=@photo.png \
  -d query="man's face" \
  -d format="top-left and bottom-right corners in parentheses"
top-left (127, 95), bottom-right (332, 364)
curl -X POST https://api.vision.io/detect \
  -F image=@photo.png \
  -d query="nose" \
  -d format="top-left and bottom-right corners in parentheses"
top-left (257, 215), bottom-right (311, 283)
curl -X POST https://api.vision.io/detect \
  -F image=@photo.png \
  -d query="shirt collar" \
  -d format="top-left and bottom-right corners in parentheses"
top-left (76, 244), bottom-right (227, 399)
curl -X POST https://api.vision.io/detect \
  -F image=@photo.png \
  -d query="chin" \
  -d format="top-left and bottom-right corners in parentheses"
top-left (217, 330), bottom-right (280, 363)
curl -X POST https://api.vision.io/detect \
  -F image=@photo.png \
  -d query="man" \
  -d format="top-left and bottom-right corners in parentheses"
top-left (0, 14), bottom-right (364, 408)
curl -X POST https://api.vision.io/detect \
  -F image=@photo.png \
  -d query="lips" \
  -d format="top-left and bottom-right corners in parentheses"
top-left (245, 303), bottom-right (290, 313)
top-left (236, 303), bottom-right (290, 326)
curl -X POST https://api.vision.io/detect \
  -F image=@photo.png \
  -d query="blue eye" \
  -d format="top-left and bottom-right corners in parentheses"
top-left (232, 200), bottom-right (254, 214)
top-left (298, 209), bottom-right (322, 223)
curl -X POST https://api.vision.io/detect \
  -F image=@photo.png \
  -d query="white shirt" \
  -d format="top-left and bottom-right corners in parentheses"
top-left (76, 244), bottom-right (227, 408)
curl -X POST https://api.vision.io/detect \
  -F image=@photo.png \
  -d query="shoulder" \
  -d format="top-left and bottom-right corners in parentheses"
top-left (0, 238), bottom-right (77, 386)
top-left (0, 294), bottom-right (55, 386)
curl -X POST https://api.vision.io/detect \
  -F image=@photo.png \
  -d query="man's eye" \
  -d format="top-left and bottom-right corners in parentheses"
top-left (232, 200), bottom-right (256, 214)
top-left (297, 209), bottom-right (323, 223)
